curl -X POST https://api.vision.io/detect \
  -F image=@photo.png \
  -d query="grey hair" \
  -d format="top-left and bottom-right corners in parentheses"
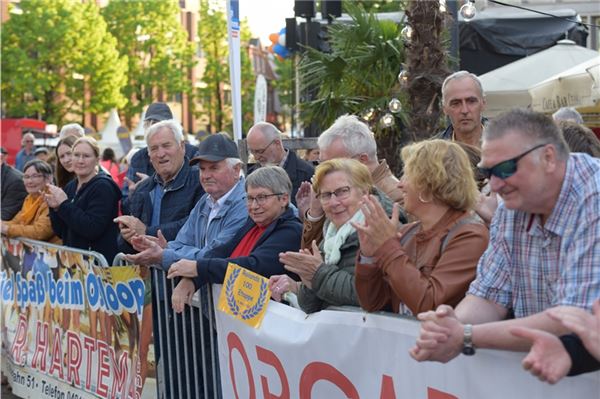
top-left (225, 157), bottom-right (244, 177)
top-left (145, 119), bottom-right (184, 146)
top-left (441, 70), bottom-right (484, 105)
top-left (484, 108), bottom-right (570, 161)
top-left (552, 107), bottom-right (584, 124)
top-left (248, 122), bottom-right (282, 142)
top-left (22, 132), bottom-right (35, 144)
top-left (23, 159), bottom-right (53, 176)
top-left (318, 114), bottom-right (377, 161)
top-left (59, 123), bottom-right (85, 139)
top-left (245, 165), bottom-right (292, 201)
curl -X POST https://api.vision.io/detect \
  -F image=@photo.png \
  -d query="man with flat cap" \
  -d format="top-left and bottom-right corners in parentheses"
top-left (125, 132), bottom-right (247, 398)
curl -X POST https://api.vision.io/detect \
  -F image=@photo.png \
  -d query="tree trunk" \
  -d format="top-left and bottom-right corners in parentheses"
top-left (405, 0), bottom-right (449, 141)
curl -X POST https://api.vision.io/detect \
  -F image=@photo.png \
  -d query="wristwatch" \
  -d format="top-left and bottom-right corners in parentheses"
top-left (462, 324), bottom-right (476, 356)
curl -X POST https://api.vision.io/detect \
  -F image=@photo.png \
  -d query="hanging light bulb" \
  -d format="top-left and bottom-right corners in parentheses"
top-left (439, 0), bottom-right (447, 13)
top-left (388, 98), bottom-right (402, 113)
top-left (398, 70), bottom-right (409, 88)
top-left (380, 113), bottom-right (395, 128)
top-left (401, 25), bottom-right (413, 42)
top-left (460, 1), bottom-right (476, 21)
top-left (361, 108), bottom-right (375, 121)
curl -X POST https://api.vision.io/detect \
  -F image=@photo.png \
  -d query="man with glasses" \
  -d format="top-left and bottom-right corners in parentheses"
top-left (246, 122), bottom-right (314, 206)
top-left (410, 109), bottom-right (600, 365)
top-left (15, 132), bottom-right (36, 171)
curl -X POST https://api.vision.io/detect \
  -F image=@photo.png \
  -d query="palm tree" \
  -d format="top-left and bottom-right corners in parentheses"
top-left (298, 3), bottom-right (410, 174)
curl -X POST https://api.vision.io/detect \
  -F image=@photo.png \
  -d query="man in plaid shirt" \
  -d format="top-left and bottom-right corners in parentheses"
top-left (410, 108), bottom-right (600, 363)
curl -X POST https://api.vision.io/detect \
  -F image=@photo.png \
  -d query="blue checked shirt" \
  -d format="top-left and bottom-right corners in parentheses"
top-left (468, 153), bottom-right (600, 317)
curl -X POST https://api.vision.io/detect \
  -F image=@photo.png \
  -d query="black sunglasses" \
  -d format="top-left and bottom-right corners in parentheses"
top-left (478, 143), bottom-right (547, 180)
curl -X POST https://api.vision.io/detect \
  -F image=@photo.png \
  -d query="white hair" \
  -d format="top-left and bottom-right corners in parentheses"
top-left (145, 119), bottom-right (184, 147)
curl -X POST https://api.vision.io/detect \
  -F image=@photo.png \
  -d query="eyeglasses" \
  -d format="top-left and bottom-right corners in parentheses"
top-left (249, 140), bottom-right (275, 155)
top-left (23, 173), bottom-right (44, 180)
top-left (317, 186), bottom-right (352, 203)
top-left (478, 143), bottom-right (547, 180)
top-left (246, 193), bottom-right (283, 205)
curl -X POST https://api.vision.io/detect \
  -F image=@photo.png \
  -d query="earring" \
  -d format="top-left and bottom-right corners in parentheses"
top-left (418, 192), bottom-right (431, 204)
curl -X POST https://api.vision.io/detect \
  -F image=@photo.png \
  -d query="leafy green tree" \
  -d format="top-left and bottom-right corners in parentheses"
top-left (1, 0), bottom-right (126, 125)
top-left (102, 0), bottom-right (196, 128)
top-left (197, 0), bottom-right (255, 135)
top-left (197, 0), bottom-right (229, 132)
top-left (298, 3), bottom-right (408, 173)
top-left (272, 57), bottom-right (294, 129)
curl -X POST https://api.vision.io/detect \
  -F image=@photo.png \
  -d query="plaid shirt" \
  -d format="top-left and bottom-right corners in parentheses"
top-left (468, 153), bottom-right (600, 317)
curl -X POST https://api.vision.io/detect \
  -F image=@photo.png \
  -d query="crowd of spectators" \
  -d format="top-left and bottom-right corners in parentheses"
top-left (2, 73), bottom-right (599, 390)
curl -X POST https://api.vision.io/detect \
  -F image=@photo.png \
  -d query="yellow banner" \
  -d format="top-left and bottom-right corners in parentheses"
top-left (217, 263), bottom-right (270, 328)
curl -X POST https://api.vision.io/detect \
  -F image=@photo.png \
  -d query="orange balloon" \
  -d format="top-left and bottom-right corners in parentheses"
top-left (269, 33), bottom-right (279, 44)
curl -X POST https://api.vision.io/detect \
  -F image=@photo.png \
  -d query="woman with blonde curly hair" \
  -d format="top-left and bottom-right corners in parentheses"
top-left (354, 139), bottom-right (489, 316)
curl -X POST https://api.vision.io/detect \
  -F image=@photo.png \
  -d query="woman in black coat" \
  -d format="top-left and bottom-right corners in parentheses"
top-left (45, 137), bottom-right (121, 264)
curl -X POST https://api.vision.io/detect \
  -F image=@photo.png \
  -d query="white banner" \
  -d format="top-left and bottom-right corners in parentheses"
top-left (213, 286), bottom-right (600, 399)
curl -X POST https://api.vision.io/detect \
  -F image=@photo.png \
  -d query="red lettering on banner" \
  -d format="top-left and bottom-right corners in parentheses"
top-left (110, 347), bottom-right (130, 399)
top-left (83, 335), bottom-right (97, 391)
top-left (428, 387), bottom-right (459, 399)
top-left (96, 340), bottom-right (111, 397)
top-left (10, 314), bottom-right (27, 365)
top-left (227, 332), bottom-right (257, 399)
top-left (48, 326), bottom-right (64, 379)
top-left (256, 345), bottom-right (290, 399)
top-left (32, 320), bottom-right (49, 372)
top-left (66, 331), bottom-right (82, 387)
top-left (380, 374), bottom-right (397, 399)
top-left (299, 362), bottom-right (359, 399)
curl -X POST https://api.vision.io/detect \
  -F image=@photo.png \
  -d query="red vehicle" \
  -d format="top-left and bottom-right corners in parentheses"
top-left (1, 118), bottom-right (49, 166)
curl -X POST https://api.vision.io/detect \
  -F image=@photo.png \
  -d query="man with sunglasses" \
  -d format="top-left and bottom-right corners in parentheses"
top-left (411, 109), bottom-right (600, 366)
top-left (435, 71), bottom-right (487, 148)
top-left (246, 121), bottom-right (314, 206)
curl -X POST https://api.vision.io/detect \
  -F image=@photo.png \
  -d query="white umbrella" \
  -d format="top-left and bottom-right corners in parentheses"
top-left (479, 40), bottom-right (599, 117)
top-left (98, 108), bottom-right (124, 158)
top-left (529, 57), bottom-right (600, 113)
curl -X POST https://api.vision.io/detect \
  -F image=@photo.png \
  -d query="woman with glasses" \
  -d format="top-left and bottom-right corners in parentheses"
top-left (270, 158), bottom-right (373, 313)
top-left (44, 137), bottom-right (122, 264)
top-left (167, 166), bottom-right (303, 310)
top-left (1, 159), bottom-right (60, 243)
top-left (353, 140), bottom-right (489, 316)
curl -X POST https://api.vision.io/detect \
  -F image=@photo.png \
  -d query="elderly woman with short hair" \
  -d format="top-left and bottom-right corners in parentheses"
top-left (353, 139), bottom-right (489, 316)
top-left (168, 165), bottom-right (303, 311)
top-left (270, 158), bottom-right (374, 313)
top-left (1, 159), bottom-right (60, 243)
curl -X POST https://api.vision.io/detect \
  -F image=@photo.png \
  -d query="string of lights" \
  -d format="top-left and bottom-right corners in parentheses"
top-left (461, 0), bottom-right (600, 28)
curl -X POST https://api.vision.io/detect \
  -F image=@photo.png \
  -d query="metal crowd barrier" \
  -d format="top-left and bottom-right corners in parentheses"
top-left (114, 253), bottom-right (221, 399)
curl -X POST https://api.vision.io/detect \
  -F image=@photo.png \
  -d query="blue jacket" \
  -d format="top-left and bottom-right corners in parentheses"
top-left (160, 177), bottom-right (248, 270)
top-left (50, 173), bottom-right (122, 264)
top-left (118, 159), bottom-right (204, 254)
top-left (121, 143), bottom-right (199, 213)
top-left (15, 148), bottom-right (36, 171)
top-left (247, 150), bottom-right (314, 206)
top-left (193, 206), bottom-right (302, 288)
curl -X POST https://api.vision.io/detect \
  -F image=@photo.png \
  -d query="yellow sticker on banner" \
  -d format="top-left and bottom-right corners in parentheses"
top-left (217, 262), bottom-right (271, 328)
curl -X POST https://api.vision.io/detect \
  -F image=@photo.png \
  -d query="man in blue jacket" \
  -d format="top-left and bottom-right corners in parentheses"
top-left (124, 133), bottom-right (247, 398)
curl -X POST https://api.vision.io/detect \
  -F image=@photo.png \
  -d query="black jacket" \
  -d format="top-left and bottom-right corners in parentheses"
top-left (1, 163), bottom-right (27, 221)
top-left (118, 160), bottom-right (204, 254)
top-left (247, 150), bottom-right (314, 206)
top-left (563, 334), bottom-right (600, 376)
top-left (50, 173), bottom-right (122, 264)
top-left (192, 207), bottom-right (302, 289)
